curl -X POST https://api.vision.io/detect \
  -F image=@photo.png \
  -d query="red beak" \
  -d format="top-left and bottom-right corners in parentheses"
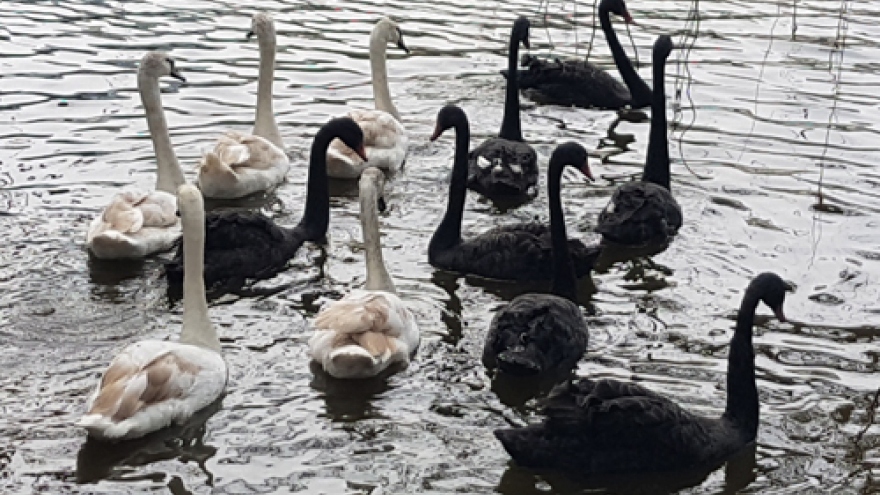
top-left (580, 163), bottom-right (594, 181)
top-left (772, 306), bottom-right (786, 323)
top-left (355, 143), bottom-right (368, 162)
top-left (624, 11), bottom-right (636, 25)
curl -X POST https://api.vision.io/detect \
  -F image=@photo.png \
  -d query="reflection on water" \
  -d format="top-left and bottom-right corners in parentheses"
top-left (1, 0), bottom-right (879, 493)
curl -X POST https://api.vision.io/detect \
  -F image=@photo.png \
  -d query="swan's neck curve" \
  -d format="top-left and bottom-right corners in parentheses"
top-left (641, 50), bottom-right (671, 190)
top-left (599, 6), bottom-right (652, 107)
top-left (723, 288), bottom-right (760, 438)
top-left (370, 31), bottom-right (399, 120)
top-left (138, 72), bottom-right (185, 194)
top-left (360, 177), bottom-right (395, 293)
top-left (178, 199), bottom-right (220, 353)
top-left (253, 34), bottom-right (284, 150)
top-left (296, 126), bottom-right (332, 241)
top-left (499, 29), bottom-right (523, 142)
top-left (429, 119), bottom-right (470, 256)
top-left (548, 162), bottom-right (577, 301)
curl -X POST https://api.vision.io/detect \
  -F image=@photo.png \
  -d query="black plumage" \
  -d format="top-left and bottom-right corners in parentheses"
top-left (502, 0), bottom-right (652, 110)
top-left (596, 35), bottom-right (682, 247)
top-left (429, 105), bottom-right (601, 282)
top-left (468, 17), bottom-right (539, 202)
top-left (494, 272), bottom-right (791, 475)
top-left (165, 117), bottom-right (366, 290)
top-left (482, 143), bottom-right (592, 377)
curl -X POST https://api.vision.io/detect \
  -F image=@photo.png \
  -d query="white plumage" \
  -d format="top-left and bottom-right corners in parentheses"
top-left (309, 168), bottom-right (420, 378)
top-left (86, 52), bottom-right (187, 259)
top-left (197, 13), bottom-right (290, 199)
top-left (326, 18), bottom-right (410, 179)
top-left (78, 184), bottom-right (227, 441)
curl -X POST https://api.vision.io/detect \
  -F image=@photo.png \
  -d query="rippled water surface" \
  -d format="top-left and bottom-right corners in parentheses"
top-left (2, 0), bottom-right (879, 493)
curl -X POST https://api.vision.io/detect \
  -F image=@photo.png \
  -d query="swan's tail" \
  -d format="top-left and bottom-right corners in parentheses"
top-left (76, 414), bottom-right (131, 441)
top-left (326, 344), bottom-right (382, 379)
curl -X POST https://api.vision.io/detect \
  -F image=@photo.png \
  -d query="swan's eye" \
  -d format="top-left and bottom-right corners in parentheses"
top-left (175, 209), bottom-right (180, 217)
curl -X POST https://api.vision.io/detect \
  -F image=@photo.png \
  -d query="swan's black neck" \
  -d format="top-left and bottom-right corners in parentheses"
top-left (499, 28), bottom-right (524, 142)
top-left (641, 49), bottom-right (671, 190)
top-left (548, 161), bottom-right (577, 302)
top-left (296, 125), bottom-right (332, 242)
top-left (599, 5), bottom-right (652, 107)
top-left (723, 287), bottom-right (761, 439)
top-left (429, 118), bottom-right (470, 257)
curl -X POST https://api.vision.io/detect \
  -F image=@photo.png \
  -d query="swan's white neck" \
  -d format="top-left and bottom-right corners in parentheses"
top-left (369, 31), bottom-right (399, 120)
top-left (360, 176), bottom-right (395, 293)
top-left (179, 200), bottom-right (221, 353)
top-left (138, 72), bottom-right (185, 194)
top-left (252, 33), bottom-right (284, 150)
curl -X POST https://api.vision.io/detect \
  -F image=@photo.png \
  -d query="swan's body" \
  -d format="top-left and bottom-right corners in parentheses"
top-left (494, 271), bottom-right (791, 475)
top-left (468, 17), bottom-right (538, 202)
top-left (430, 105), bottom-right (600, 282)
top-left (327, 18), bottom-right (409, 179)
top-left (166, 118), bottom-right (367, 291)
top-left (504, 0), bottom-right (652, 110)
top-left (483, 143), bottom-right (591, 377)
top-left (310, 168), bottom-right (420, 378)
top-left (79, 185), bottom-right (226, 441)
top-left (596, 35), bottom-right (682, 247)
top-left (197, 13), bottom-right (290, 199)
top-left (86, 52), bottom-right (187, 259)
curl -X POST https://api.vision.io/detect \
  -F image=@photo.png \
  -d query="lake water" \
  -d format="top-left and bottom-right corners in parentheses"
top-left (1, 0), bottom-right (878, 493)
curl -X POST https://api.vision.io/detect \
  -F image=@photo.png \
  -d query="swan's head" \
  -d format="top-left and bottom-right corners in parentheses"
top-left (139, 52), bottom-right (185, 82)
top-left (750, 272), bottom-right (793, 322)
top-left (326, 117), bottom-right (368, 162)
top-left (600, 0), bottom-right (635, 24)
top-left (430, 105), bottom-right (468, 141)
top-left (374, 17), bottom-right (409, 54)
top-left (360, 167), bottom-right (387, 212)
top-left (550, 142), bottom-right (594, 181)
top-left (247, 12), bottom-right (276, 43)
top-left (653, 35), bottom-right (675, 63)
top-left (512, 16), bottom-right (531, 49)
top-left (176, 184), bottom-right (204, 226)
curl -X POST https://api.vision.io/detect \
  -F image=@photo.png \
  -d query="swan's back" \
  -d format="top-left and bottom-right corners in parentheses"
top-left (165, 210), bottom-right (303, 289)
top-left (595, 181), bottom-right (682, 246)
top-left (483, 293), bottom-right (587, 376)
top-left (431, 222), bottom-right (600, 281)
top-left (515, 57), bottom-right (633, 110)
top-left (468, 138), bottom-right (538, 198)
top-left (495, 378), bottom-right (738, 474)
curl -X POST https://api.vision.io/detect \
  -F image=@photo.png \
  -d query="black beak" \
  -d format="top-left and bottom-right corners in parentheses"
top-left (246, 30), bottom-right (255, 40)
top-left (396, 38), bottom-right (409, 54)
top-left (175, 209), bottom-right (181, 218)
top-left (170, 69), bottom-right (186, 83)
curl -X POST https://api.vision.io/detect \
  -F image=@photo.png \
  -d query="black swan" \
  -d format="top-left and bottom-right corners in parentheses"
top-left (482, 142), bottom-right (591, 377)
top-left (165, 117), bottom-right (367, 290)
top-left (595, 35), bottom-right (682, 247)
top-left (494, 272), bottom-right (791, 475)
top-left (468, 16), bottom-right (539, 202)
top-left (429, 104), bottom-right (601, 282)
top-left (504, 0), bottom-right (652, 110)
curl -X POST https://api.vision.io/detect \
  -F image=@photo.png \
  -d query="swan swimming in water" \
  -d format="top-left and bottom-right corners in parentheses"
top-left (86, 52), bottom-right (187, 260)
top-left (309, 167), bottom-right (420, 378)
top-left (326, 17), bottom-right (410, 180)
top-left (197, 12), bottom-right (291, 199)
top-left (78, 184), bottom-right (227, 441)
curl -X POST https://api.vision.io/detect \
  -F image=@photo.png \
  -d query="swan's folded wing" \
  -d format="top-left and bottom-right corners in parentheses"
top-left (85, 351), bottom-right (201, 423)
top-left (203, 211), bottom-right (288, 249)
top-left (543, 378), bottom-right (706, 453)
top-left (314, 291), bottom-right (409, 337)
top-left (350, 109), bottom-right (404, 149)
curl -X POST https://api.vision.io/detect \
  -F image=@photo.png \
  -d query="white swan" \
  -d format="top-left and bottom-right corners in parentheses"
top-left (326, 17), bottom-right (410, 179)
top-left (78, 184), bottom-right (227, 441)
top-left (309, 168), bottom-right (420, 378)
top-left (86, 52), bottom-right (187, 259)
top-left (197, 12), bottom-right (290, 199)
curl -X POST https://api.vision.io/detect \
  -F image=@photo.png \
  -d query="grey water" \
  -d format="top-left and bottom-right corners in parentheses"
top-left (1, 0), bottom-right (878, 493)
